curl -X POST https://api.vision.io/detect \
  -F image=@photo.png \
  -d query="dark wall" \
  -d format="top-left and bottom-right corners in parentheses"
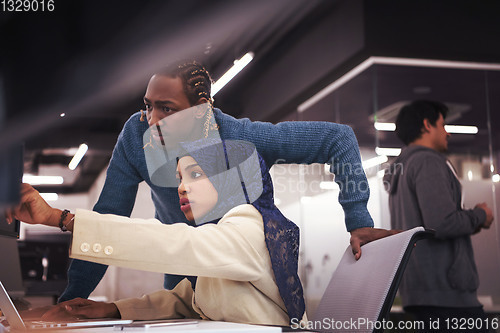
top-left (364, 0), bottom-right (500, 62)
top-left (219, 0), bottom-right (366, 122)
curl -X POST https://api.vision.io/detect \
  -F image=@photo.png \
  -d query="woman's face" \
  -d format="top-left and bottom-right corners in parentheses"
top-left (177, 156), bottom-right (218, 222)
top-left (144, 75), bottom-right (206, 146)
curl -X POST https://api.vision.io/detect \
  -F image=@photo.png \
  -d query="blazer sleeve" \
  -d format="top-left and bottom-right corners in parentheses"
top-left (114, 278), bottom-right (200, 320)
top-left (70, 205), bottom-right (268, 281)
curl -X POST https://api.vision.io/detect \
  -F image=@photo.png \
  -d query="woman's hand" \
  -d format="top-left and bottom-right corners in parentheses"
top-left (41, 298), bottom-right (121, 321)
top-left (5, 183), bottom-right (61, 227)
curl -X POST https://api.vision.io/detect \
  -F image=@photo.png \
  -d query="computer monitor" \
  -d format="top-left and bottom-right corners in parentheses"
top-left (0, 143), bottom-right (24, 297)
top-left (0, 216), bottom-right (19, 239)
top-left (0, 143), bottom-right (23, 239)
top-left (0, 235), bottom-right (25, 297)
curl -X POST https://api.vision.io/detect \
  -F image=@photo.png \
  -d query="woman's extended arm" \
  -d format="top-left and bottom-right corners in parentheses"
top-left (69, 205), bottom-right (268, 281)
top-left (5, 183), bottom-right (74, 231)
top-left (8, 187), bottom-right (268, 282)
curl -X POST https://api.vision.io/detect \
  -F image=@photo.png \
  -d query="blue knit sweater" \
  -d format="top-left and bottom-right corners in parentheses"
top-left (59, 109), bottom-right (374, 302)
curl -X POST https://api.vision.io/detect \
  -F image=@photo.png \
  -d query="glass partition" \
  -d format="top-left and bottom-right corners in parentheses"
top-left (273, 59), bottom-right (500, 316)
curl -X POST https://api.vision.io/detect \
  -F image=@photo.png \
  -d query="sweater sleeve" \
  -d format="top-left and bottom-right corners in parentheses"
top-left (217, 111), bottom-right (373, 231)
top-left (59, 114), bottom-right (145, 302)
top-left (70, 205), bottom-right (268, 281)
top-left (412, 155), bottom-right (485, 239)
top-left (93, 114), bottom-right (144, 216)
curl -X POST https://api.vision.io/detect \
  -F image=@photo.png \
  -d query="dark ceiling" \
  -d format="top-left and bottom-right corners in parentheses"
top-left (1, 0), bottom-right (500, 194)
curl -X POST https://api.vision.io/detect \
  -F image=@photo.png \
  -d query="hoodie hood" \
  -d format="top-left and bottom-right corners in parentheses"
top-left (383, 145), bottom-right (440, 194)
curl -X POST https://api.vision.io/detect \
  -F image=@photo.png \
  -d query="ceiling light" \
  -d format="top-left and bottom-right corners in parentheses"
top-left (362, 155), bottom-right (389, 170)
top-left (298, 58), bottom-right (374, 113)
top-left (40, 193), bottom-right (59, 201)
top-left (374, 122), bottom-right (478, 135)
top-left (60, 113), bottom-right (66, 117)
top-left (374, 122), bottom-right (396, 131)
top-left (211, 52), bottom-right (254, 97)
top-left (492, 174), bottom-right (500, 183)
top-left (23, 175), bottom-right (64, 185)
top-left (298, 56), bottom-right (500, 114)
top-left (371, 56), bottom-right (500, 70)
top-left (68, 143), bottom-right (88, 170)
top-left (375, 147), bottom-right (401, 157)
top-left (444, 125), bottom-right (478, 134)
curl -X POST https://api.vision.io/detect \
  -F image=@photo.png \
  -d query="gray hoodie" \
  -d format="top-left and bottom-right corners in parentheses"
top-left (383, 145), bottom-right (485, 308)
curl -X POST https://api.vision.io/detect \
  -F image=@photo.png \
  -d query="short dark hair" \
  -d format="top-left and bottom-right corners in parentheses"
top-left (395, 100), bottom-right (448, 145)
top-left (157, 61), bottom-right (213, 106)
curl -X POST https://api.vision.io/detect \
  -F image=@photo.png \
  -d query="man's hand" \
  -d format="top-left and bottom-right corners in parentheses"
top-left (475, 203), bottom-right (494, 229)
top-left (41, 298), bottom-right (120, 321)
top-left (5, 183), bottom-right (60, 227)
top-left (350, 227), bottom-right (401, 260)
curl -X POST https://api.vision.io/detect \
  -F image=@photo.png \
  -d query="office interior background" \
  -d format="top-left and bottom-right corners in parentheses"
top-left (1, 0), bottom-right (499, 317)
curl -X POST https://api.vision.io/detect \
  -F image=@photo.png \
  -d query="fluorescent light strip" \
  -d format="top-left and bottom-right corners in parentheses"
top-left (298, 56), bottom-right (500, 113)
top-left (374, 122), bottom-right (396, 131)
top-left (375, 147), bottom-right (401, 157)
top-left (211, 52), bottom-right (254, 97)
top-left (40, 193), bottom-right (59, 201)
top-left (371, 56), bottom-right (500, 71)
top-left (23, 175), bottom-right (64, 185)
top-left (444, 125), bottom-right (478, 134)
top-left (362, 155), bottom-right (389, 170)
top-left (68, 143), bottom-right (88, 170)
top-left (298, 57), bottom-right (375, 113)
top-left (374, 122), bottom-right (478, 134)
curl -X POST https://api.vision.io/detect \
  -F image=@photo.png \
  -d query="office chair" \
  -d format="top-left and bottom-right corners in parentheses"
top-left (312, 227), bottom-right (433, 333)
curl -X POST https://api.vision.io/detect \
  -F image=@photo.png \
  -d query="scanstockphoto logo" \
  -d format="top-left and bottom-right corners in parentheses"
top-left (270, 160), bottom-right (404, 194)
top-left (290, 317), bottom-right (425, 332)
top-left (291, 317), bottom-right (498, 332)
top-left (272, 159), bottom-right (368, 177)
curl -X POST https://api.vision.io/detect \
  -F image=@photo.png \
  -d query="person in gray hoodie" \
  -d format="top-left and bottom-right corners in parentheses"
top-left (384, 100), bottom-right (494, 331)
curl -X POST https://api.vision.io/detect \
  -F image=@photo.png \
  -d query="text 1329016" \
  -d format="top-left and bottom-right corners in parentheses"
top-left (1, 0), bottom-right (54, 12)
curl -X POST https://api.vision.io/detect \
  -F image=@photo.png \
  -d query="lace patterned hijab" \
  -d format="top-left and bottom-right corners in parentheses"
top-left (179, 139), bottom-right (305, 323)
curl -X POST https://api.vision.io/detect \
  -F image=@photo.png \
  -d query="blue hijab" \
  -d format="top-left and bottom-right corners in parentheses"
top-left (179, 139), bottom-right (305, 323)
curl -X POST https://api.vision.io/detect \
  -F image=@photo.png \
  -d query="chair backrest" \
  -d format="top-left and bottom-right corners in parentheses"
top-left (312, 227), bottom-right (432, 333)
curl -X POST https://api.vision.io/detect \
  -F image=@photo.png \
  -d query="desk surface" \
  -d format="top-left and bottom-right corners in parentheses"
top-left (0, 320), bottom-right (282, 332)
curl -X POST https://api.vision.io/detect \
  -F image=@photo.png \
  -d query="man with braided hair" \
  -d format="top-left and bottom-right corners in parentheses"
top-left (59, 61), bottom-right (395, 302)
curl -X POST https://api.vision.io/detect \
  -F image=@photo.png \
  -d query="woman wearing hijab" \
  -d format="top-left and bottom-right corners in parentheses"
top-left (9, 139), bottom-right (306, 326)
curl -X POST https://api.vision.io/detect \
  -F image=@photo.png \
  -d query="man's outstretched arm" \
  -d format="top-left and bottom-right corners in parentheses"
top-left (217, 112), bottom-right (397, 257)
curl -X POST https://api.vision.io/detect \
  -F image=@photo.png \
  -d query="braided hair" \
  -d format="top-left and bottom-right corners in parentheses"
top-left (158, 61), bottom-right (214, 107)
